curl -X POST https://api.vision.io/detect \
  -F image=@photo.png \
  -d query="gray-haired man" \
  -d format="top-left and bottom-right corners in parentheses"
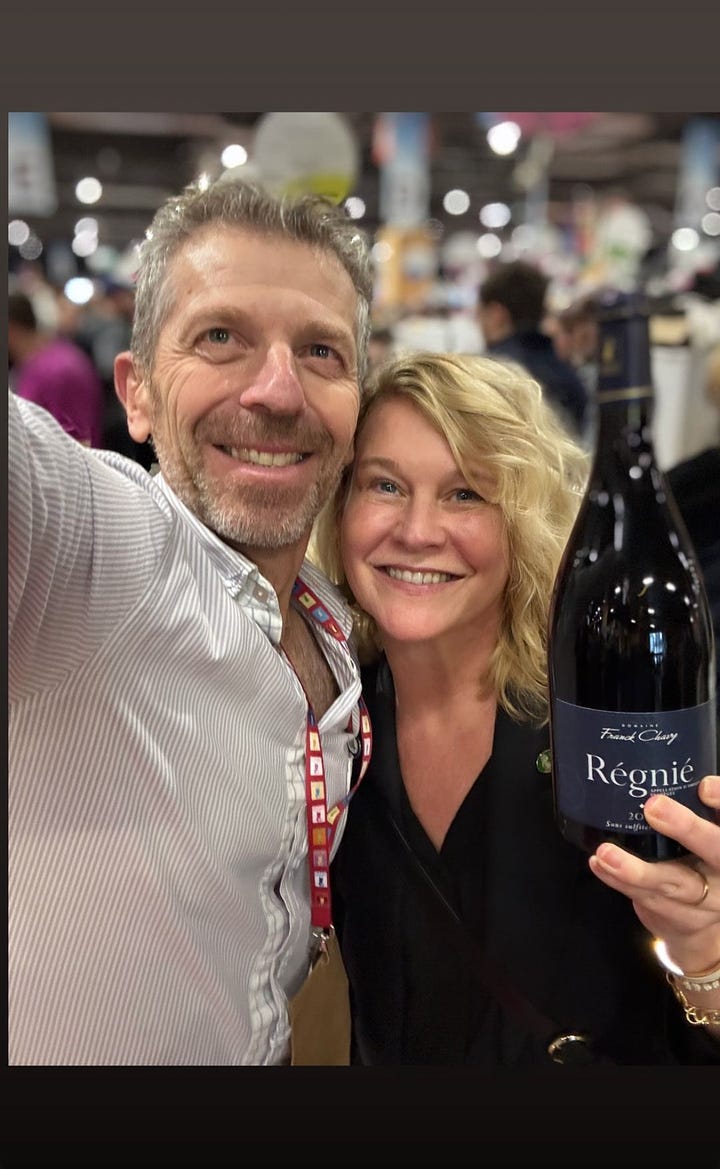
top-left (9, 180), bottom-right (372, 1065)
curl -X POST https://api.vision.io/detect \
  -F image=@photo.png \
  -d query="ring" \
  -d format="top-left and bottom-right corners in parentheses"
top-left (688, 870), bottom-right (710, 906)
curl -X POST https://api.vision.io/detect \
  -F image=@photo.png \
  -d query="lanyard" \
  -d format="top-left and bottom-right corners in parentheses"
top-left (291, 578), bottom-right (372, 934)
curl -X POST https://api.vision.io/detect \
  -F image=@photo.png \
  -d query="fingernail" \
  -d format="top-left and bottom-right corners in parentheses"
top-left (643, 794), bottom-right (668, 821)
top-left (595, 843), bottom-right (621, 869)
top-left (700, 775), bottom-right (720, 797)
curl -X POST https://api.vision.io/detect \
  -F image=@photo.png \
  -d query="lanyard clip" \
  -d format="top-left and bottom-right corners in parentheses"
top-left (310, 925), bottom-right (333, 968)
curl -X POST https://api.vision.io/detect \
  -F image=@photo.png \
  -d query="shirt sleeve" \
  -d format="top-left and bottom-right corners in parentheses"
top-left (9, 391), bottom-right (170, 701)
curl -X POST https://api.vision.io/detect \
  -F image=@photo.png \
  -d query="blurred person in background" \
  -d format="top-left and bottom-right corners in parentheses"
top-left (75, 276), bottom-right (154, 468)
top-left (552, 293), bottom-right (600, 398)
top-left (9, 178), bottom-right (372, 1066)
top-left (313, 350), bottom-right (720, 1066)
top-left (668, 343), bottom-right (720, 715)
top-left (367, 325), bottom-right (395, 370)
top-left (13, 259), bottom-right (61, 333)
top-left (478, 260), bottom-right (590, 444)
top-left (8, 289), bottom-right (104, 447)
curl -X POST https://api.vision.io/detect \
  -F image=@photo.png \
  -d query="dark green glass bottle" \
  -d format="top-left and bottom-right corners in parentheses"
top-left (548, 291), bottom-right (716, 860)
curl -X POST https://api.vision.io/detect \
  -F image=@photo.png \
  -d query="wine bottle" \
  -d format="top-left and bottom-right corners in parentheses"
top-left (548, 290), bottom-right (717, 861)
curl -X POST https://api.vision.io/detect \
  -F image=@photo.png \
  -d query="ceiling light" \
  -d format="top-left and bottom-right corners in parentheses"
top-left (701, 212), bottom-right (720, 236)
top-left (372, 241), bottom-right (393, 263)
top-left (221, 144), bottom-right (248, 169)
top-left (479, 202), bottom-right (511, 229)
top-left (72, 231), bottom-right (99, 258)
top-left (8, 219), bottom-right (30, 246)
top-left (74, 217), bottom-right (98, 236)
top-left (477, 232), bottom-right (502, 258)
top-left (487, 121), bottom-right (521, 156)
top-left (75, 177), bottom-right (103, 205)
top-left (443, 189), bottom-right (470, 215)
top-left (19, 234), bottom-right (43, 260)
top-left (706, 187), bottom-right (720, 212)
top-left (344, 196), bottom-right (366, 219)
top-left (671, 227), bottom-right (699, 251)
top-left (64, 277), bottom-right (95, 305)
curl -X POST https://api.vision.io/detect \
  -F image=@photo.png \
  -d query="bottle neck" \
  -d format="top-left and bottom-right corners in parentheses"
top-left (596, 310), bottom-right (652, 396)
top-left (593, 299), bottom-right (657, 462)
top-left (595, 391), bottom-right (655, 445)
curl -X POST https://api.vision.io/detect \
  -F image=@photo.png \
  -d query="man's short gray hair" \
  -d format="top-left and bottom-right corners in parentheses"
top-left (131, 178), bottom-right (373, 383)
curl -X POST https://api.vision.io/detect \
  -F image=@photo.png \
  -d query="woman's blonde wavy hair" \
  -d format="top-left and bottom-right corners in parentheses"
top-left (310, 351), bottom-right (589, 723)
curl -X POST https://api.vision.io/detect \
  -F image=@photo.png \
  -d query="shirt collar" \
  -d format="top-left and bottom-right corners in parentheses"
top-left (153, 472), bottom-right (354, 642)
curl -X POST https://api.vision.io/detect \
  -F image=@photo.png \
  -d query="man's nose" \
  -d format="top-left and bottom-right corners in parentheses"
top-left (239, 344), bottom-right (306, 414)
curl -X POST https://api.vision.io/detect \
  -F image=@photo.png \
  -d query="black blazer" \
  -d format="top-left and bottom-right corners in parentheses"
top-left (331, 659), bottom-right (719, 1065)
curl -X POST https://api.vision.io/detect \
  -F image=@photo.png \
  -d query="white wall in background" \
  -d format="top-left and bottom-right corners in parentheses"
top-left (653, 344), bottom-right (720, 470)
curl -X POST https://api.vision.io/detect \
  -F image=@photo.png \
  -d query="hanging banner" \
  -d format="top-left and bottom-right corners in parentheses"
top-left (375, 113), bottom-right (430, 228)
top-left (8, 112), bottom-right (58, 217)
top-left (674, 116), bottom-right (720, 230)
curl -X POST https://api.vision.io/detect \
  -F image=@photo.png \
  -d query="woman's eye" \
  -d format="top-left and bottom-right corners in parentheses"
top-left (454, 487), bottom-right (483, 502)
top-left (375, 479), bottom-right (399, 495)
top-left (206, 327), bottom-right (231, 344)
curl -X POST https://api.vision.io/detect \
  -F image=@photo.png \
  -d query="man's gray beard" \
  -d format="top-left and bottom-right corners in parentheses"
top-left (149, 395), bottom-right (349, 554)
top-left (190, 469), bottom-right (334, 552)
top-left (154, 435), bottom-right (345, 553)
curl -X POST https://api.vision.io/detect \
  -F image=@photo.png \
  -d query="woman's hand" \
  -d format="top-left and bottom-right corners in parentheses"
top-left (588, 775), bottom-right (720, 975)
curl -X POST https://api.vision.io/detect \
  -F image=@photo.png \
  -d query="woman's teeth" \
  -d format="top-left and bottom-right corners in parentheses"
top-left (385, 568), bottom-right (454, 584)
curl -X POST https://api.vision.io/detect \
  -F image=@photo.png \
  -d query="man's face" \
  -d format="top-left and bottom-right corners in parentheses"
top-left (124, 226), bottom-right (360, 560)
top-left (478, 300), bottom-right (510, 346)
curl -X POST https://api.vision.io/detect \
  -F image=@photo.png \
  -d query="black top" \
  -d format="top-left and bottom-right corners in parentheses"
top-left (331, 657), bottom-right (720, 1065)
top-left (487, 329), bottom-right (589, 438)
top-left (668, 446), bottom-right (720, 713)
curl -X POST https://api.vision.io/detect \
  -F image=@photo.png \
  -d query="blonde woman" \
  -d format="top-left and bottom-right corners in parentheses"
top-left (312, 351), bottom-right (720, 1066)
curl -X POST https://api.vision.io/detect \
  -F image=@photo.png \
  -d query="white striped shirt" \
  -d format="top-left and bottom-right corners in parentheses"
top-left (9, 393), bottom-right (362, 1066)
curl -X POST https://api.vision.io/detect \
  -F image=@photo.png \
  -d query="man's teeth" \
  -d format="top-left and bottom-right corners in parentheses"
top-left (385, 568), bottom-right (454, 584)
top-left (223, 447), bottom-right (303, 466)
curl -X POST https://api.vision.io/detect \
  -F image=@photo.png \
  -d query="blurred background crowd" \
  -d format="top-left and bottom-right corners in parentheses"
top-left (8, 110), bottom-right (720, 471)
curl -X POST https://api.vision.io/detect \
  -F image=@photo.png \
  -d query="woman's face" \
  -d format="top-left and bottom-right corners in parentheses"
top-left (341, 395), bottom-right (510, 653)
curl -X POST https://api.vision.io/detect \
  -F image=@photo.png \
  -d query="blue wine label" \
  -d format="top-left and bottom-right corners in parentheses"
top-left (552, 699), bottom-right (717, 834)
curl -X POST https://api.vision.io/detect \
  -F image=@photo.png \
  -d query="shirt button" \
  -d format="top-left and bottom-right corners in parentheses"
top-left (347, 737), bottom-right (361, 757)
top-left (254, 586), bottom-right (268, 602)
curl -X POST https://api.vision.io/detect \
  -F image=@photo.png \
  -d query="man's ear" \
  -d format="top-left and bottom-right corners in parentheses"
top-left (114, 351), bottom-right (153, 443)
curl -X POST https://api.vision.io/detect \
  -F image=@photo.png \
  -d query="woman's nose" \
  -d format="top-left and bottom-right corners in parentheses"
top-left (394, 499), bottom-right (445, 548)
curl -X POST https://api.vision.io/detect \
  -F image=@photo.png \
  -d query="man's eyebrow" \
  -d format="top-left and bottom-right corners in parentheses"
top-left (298, 320), bottom-right (356, 352)
top-left (180, 305), bottom-right (251, 329)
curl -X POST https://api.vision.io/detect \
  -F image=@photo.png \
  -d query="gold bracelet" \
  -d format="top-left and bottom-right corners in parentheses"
top-left (653, 938), bottom-right (720, 982)
top-left (667, 973), bottom-right (720, 1027)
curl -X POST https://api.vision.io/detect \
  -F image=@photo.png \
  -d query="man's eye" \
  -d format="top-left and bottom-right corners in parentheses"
top-left (309, 343), bottom-right (337, 360)
top-left (207, 327), bottom-right (231, 344)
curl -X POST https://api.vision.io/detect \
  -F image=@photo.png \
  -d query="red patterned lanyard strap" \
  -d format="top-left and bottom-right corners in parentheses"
top-left (292, 578), bottom-right (372, 941)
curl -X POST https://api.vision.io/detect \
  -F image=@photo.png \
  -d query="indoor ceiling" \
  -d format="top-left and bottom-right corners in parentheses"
top-left (11, 111), bottom-right (720, 256)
